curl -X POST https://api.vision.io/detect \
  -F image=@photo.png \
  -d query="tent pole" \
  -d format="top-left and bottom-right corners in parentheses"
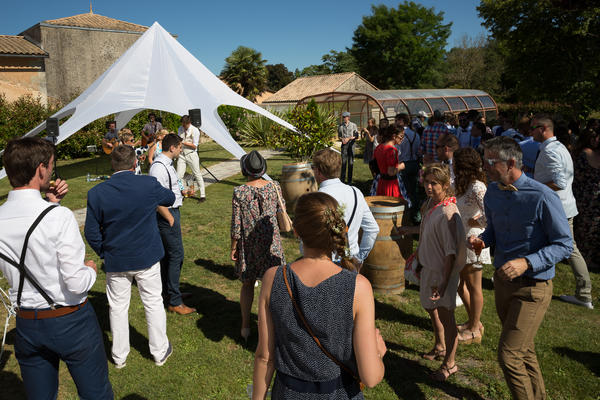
top-left (198, 160), bottom-right (219, 182)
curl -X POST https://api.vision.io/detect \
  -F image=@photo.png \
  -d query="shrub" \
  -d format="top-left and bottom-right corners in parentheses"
top-left (238, 110), bottom-right (286, 148)
top-left (218, 105), bottom-right (247, 139)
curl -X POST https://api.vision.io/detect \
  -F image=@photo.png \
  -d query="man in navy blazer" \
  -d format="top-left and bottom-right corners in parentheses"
top-left (85, 145), bottom-right (175, 368)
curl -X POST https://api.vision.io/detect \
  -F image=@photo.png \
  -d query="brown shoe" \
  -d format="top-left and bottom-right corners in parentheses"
top-left (168, 304), bottom-right (196, 315)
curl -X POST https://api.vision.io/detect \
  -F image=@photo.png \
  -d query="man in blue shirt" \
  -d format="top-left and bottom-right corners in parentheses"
top-left (85, 145), bottom-right (175, 368)
top-left (470, 137), bottom-right (572, 400)
top-left (532, 114), bottom-right (593, 309)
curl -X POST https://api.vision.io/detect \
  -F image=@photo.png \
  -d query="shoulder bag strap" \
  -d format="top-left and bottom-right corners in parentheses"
top-left (282, 264), bottom-right (363, 388)
top-left (347, 187), bottom-right (358, 229)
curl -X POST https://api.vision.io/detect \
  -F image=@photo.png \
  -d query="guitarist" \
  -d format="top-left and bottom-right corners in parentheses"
top-left (102, 120), bottom-right (118, 154)
top-left (141, 113), bottom-right (163, 146)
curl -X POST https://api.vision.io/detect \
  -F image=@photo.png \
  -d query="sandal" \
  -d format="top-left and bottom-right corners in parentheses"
top-left (456, 322), bottom-right (469, 332)
top-left (422, 348), bottom-right (446, 361)
top-left (431, 363), bottom-right (458, 382)
top-left (458, 329), bottom-right (482, 345)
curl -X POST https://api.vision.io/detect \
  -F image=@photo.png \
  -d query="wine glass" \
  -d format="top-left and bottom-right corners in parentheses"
top-left (473, 240), bottom-right (483, 264)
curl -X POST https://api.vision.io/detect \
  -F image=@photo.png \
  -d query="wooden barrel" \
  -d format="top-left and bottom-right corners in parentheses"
top-left (280, 163), bottom-right (318, 211)
top-left (362, 196), bottom-right (413, 294)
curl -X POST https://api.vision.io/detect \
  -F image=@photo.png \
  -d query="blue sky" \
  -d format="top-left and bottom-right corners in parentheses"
top-left (1, 1), bottom-right (489, 75)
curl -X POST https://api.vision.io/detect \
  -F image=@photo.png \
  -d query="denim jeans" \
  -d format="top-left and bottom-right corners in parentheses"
top-left (157, 208), bottom-right (184, 306)
top-left (15, 301), bottom-right (113, 400)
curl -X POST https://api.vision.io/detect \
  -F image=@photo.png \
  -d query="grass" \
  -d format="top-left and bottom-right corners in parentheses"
top-left (1, 146), bottom-right (599, 399)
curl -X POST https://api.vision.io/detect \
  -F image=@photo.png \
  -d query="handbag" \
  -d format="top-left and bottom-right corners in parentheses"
top-left (282, 264), bottom-right (365, 391)
top-left (275, 184), bottom-right (293, 232)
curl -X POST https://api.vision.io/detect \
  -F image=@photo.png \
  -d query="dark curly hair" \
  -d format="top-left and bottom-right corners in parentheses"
top-left (293, 192), bottom-right (356, 272)
top-left (453, 147), bottom-right (487, 197)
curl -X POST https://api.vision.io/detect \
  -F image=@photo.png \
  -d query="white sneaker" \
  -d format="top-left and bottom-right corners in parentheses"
top-left (559, 295), bottom-right (594, 310)
top-left (114, 362), bottom-right (126, 369)
top-left (155, 342), bottom-right (173, 366)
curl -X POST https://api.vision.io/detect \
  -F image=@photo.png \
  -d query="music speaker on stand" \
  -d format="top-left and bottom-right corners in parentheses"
top-left (189, 109), bottom-right (201, 128)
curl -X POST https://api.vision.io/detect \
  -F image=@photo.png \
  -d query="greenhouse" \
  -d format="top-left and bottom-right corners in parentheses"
top-left (295, 88), bottom-right (498, 128)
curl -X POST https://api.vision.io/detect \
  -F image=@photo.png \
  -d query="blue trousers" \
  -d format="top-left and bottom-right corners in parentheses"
top-left (157, 208), bottom-right (184, 306)
top-left (15, 301), bottom-right (113, 400)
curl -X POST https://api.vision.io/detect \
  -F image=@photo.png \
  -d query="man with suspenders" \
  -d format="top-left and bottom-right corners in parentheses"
top-left (396, 113), bottom-right (422, 224)
top-left (0, 137), bottom-right (113, 399)
top-left (149, 134), bottom-right (196, 315)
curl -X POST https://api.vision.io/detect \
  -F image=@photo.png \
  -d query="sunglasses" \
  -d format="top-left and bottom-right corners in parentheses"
top-left (483, 158), bottom-right (505, 166)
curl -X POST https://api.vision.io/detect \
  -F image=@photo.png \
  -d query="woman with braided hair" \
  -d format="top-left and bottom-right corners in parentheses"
top-left (252, 192), bottom-right (386, 399)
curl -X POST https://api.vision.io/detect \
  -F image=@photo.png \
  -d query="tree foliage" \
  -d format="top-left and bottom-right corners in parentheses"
top-left (350, 1), bottom-right (451, 89)
top-left (443, 35), bottom-right (505, 98)
top-left (266, 63), bottom-right (294, 92)
top-left (478, 0), bottom-right (600, 116)
top-left (221, 46), bottom-right (268, 102)
top-left (295, 50), bottom-right (357, 77)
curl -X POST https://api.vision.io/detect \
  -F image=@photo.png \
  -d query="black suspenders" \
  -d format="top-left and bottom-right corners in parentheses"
top-left (0, 205), bottom-right (58, 309)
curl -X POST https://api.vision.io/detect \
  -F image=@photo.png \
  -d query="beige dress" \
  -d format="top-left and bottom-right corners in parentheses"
top-left (417, 199), bottom-right (466, 310)
top-left (456, 180), bottom-right (491, 267)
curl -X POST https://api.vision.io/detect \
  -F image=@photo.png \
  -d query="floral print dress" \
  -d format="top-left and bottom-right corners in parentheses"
top-left (231, 181), bottom-right (286, 282)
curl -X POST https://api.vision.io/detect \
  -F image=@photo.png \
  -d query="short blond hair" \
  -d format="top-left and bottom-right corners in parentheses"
top-left (119, 128), bottom-right (133, 143)
top-left (312, 148), bottom-right (341, 179)
top-left (422, 163), bottom-right (454, 196)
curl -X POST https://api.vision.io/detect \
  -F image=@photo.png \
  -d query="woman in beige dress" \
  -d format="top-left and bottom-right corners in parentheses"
top-left (398, 164), bottom-right (466, 381)
top-left (454, 147), bottom-right (490, 344)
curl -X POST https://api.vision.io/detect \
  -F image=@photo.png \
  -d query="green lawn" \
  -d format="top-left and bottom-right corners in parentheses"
top-left (0, 146), bottom-right (599, 399)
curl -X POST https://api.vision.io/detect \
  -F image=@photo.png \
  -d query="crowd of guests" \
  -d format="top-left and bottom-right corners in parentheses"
top-left (0, 107), bottom-right (598, 399)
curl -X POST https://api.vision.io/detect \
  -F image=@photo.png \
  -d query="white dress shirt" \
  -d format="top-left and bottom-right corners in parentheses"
top-left (178, 124), bottom-right (200, 155)
top-left (319, 179), bottom-right (379, 262)
top-left (534, 136), bottom-right (578, 218)
top-left (0, 190), bottom-right (96, 308)
top-left (150, 153), bottom-right (183, 208)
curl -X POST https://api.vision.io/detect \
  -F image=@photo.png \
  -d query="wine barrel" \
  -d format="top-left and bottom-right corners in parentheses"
top-left (280, 163), bottom-right (318, 211)
top-left (362, 196), bottom-right (413, 294)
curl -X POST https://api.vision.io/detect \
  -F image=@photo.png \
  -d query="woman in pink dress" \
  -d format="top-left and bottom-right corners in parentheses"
top-left (373, 125), bottom-right (405, 197)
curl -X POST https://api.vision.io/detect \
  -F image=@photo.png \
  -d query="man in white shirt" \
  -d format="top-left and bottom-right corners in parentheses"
top-left (312, 149), bottom-right (379, 268)
top-left (177, 115), bottom-right (206, 200)
top-left (0, 137), bottom-right (113, 399)
top-left (532, 114), bottom-right (593, 309)
top-left (150, 134), bottom-right (196, 315)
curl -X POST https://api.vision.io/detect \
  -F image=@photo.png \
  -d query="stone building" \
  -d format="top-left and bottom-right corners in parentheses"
top-left (1, 10), bottom-right (152, 104)
top-left (0, 35), bottom-right (48, 103)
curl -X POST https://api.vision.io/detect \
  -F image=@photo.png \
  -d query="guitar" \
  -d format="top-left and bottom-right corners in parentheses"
top-left (102, 138), bottom-right (118, 154)
top-left (141, 132), bottom-right (156, 147)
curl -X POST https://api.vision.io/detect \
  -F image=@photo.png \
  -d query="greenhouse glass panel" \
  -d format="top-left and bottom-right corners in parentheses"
top-left (426, 98), bottom-right (449, 113)
top-left (478, 96), bottom-right (495, 108)
top-left (405, 99), bottom-right (429, 114)
top-left (446, 97), bottom-right (467, 111)
top-left (463, 96), bottom-right (483, 109)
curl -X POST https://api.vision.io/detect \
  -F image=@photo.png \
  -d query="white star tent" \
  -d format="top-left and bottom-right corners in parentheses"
top-left (0, 21), bottom-right (296, 179)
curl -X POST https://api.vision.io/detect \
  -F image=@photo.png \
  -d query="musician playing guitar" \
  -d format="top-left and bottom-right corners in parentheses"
top-left (102, 121), bottom-right (118, 154)
top-left (141, 113), bottom-right (163, 146)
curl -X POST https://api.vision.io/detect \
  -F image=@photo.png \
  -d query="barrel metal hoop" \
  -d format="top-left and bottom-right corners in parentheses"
top-left (369, 205), bottom-right (405, 213)
top-left (281, 178), bottom-right (315, 183)
top-left (375, 235), bottom-right (404, 241)
top-left (372, 214), bottom-right (403, 220)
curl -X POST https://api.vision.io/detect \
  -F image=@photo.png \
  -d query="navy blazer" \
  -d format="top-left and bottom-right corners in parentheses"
top-left (84, 171), bottom-right (175, 272)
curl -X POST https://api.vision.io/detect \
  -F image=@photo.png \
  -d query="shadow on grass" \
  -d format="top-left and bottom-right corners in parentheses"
top-left (121, 394), bottom-right (149, 400)
top-left (375, 298), bottom-right (432, 332)
top-left (181, 283), bottom-right (254, 348)
top-left (553, 347), bottom-right (600, 376)
top-left (383, 346), bottom-right (486, 400)
top-left (194, 258), bottom-right (237, 281)
top-left (88, 290), bottom-right (154, 363)
top-left (482, 277), bottom-right (494, 291)
top-left (0, 350), bottom-right (26, 399)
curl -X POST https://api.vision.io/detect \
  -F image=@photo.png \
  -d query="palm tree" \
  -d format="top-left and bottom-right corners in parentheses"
top-left (221, 46), bottom-right (268, 102)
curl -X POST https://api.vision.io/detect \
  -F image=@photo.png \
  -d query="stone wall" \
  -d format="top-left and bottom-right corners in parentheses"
top-left (0, 56), bottom-right (47, 103)
top-left (23, 24), bottom-right (143, 102)
top-left (337, 76), bottom-right (378, 92)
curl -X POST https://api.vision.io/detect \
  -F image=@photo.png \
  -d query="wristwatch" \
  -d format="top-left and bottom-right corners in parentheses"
top-left (525, 258), bottom-right (533, 270)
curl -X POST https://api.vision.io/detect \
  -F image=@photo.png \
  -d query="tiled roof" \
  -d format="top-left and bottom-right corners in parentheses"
top-left (43, 12), bottom-right (149, 32)
top-left (0, 35), bottom-right (47, 56)
top-left (264, 72), bottom-right (362, 103)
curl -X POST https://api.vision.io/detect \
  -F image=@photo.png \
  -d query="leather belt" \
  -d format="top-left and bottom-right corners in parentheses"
top-left (17, 299), bottom-right (87, 320)
top-left (511, 275), bottom-right (548, 287)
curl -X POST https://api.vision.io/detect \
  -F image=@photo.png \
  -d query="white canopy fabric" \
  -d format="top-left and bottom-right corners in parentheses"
top-left (0, 22), bottom-right (296, 179)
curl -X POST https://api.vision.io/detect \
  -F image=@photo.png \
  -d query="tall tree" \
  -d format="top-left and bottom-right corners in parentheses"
top-left (295, 50), bottom-right (358, 78)
top-left (350, 2), bottom-right (451, 89)
top-left (221, 46), bottom-right (268, 102)
top-left (266, 64), bottom-right (294, 92)
top-left (443, 34), bottom-right (504, 98)
top-left (478, 0), bottom-right (600, 115)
